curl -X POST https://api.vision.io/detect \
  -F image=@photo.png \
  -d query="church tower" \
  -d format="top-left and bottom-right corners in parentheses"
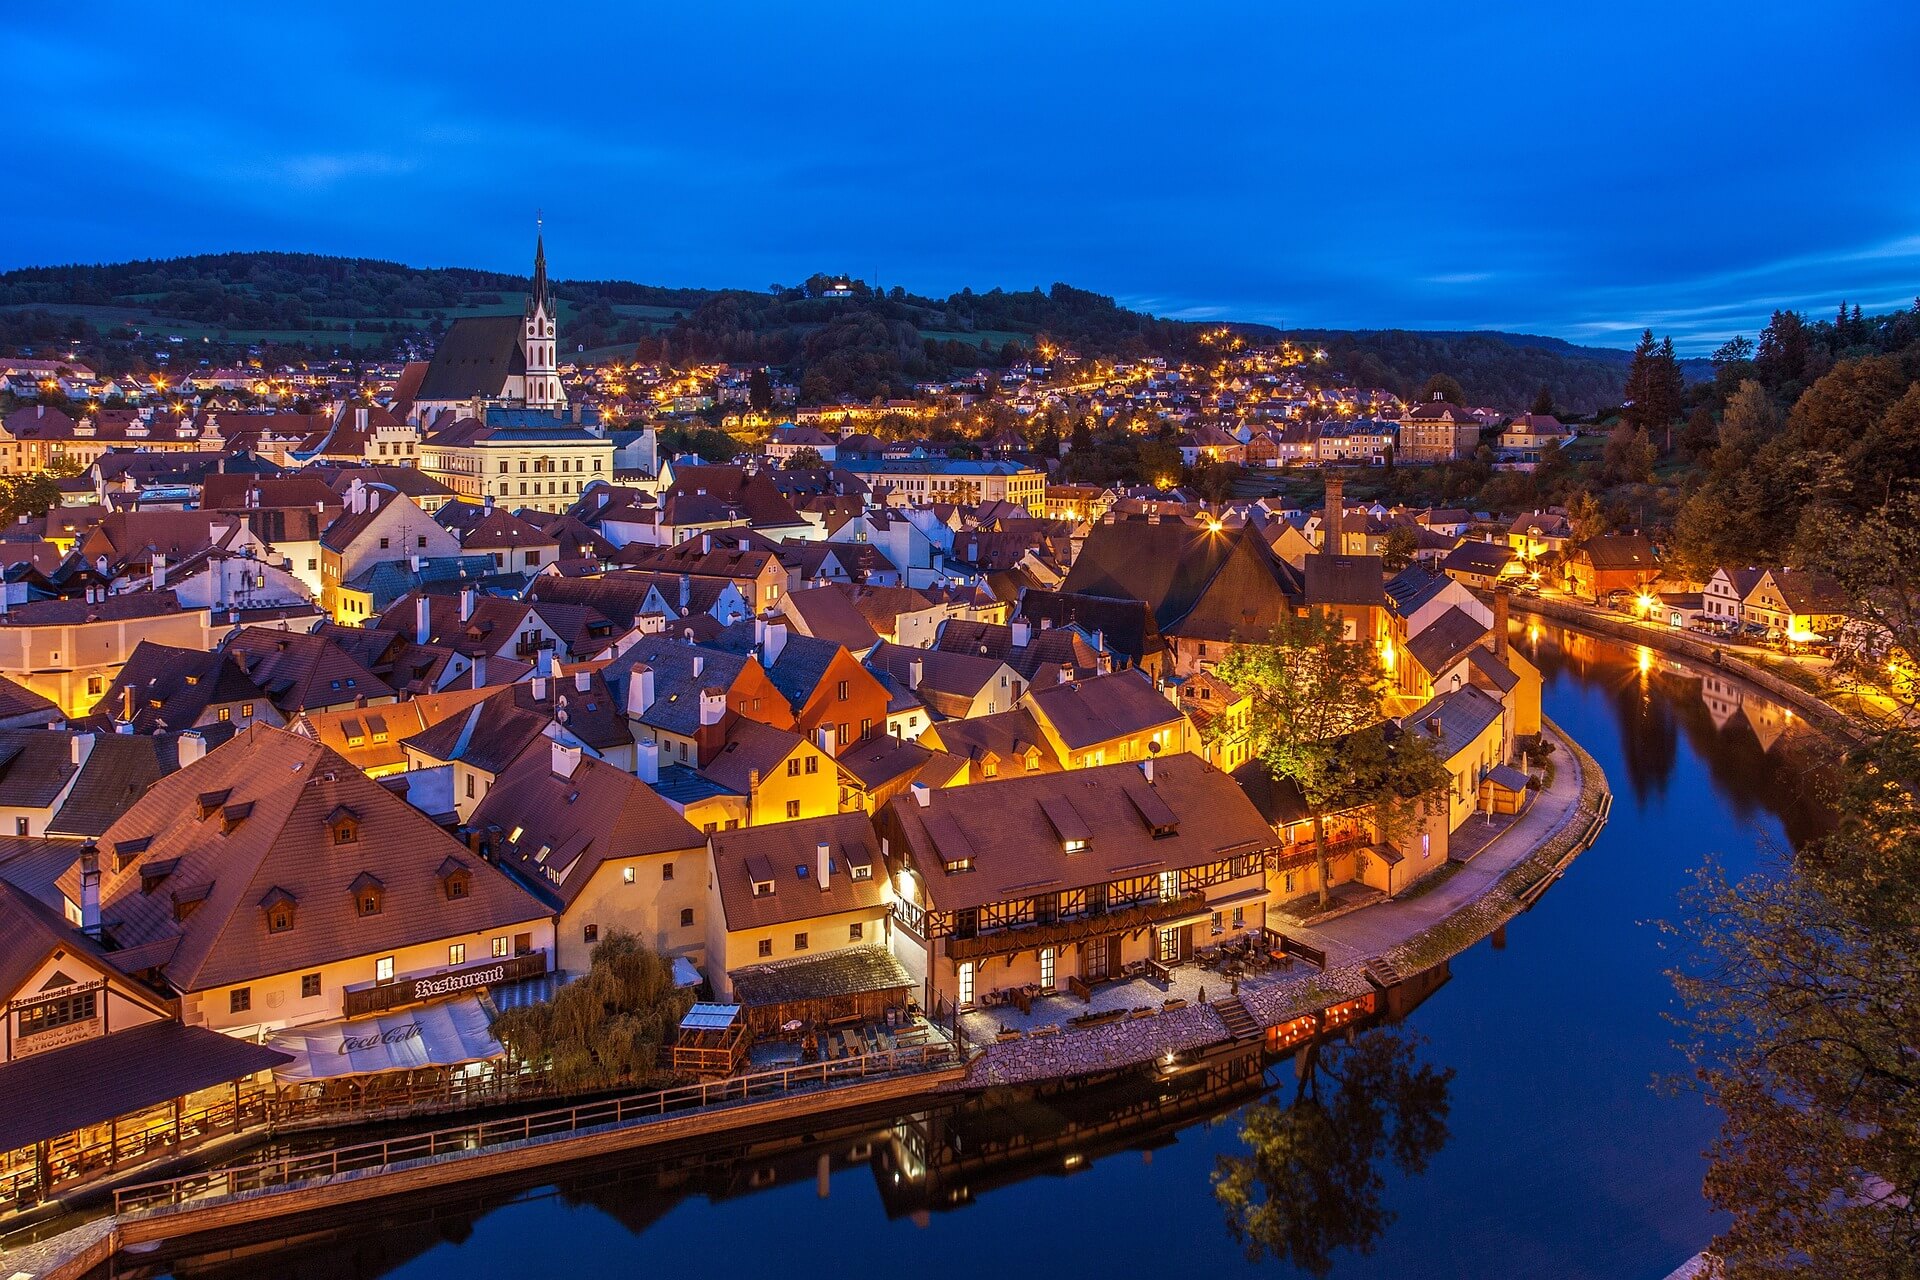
top-left (521, 229), bottom-right (566, 410)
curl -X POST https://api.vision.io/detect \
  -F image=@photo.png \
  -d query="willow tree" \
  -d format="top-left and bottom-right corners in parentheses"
top-left (1214, 608), bottom-right (1445, 908)
top-left (492, 929), bottom-right (692, 1092)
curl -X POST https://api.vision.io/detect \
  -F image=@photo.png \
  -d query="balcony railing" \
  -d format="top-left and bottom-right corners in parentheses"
top-left (342, 950), bottom-right (549, 1019)
top-left (944, 891), bottom-right (1212, 962)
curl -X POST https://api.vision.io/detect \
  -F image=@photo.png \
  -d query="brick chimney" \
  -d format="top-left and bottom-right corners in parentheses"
top-left (1323, 475), bottom-right (1344, 553)
top-left (1493, 587), bottom-right (1510, 659)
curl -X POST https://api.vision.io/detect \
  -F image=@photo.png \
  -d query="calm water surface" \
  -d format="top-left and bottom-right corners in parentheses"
top-left (128, 625), bottom-right (1832, 1280)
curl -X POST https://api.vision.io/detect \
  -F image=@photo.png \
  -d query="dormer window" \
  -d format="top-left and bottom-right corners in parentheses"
top-left (197, 789), bottom-right (232, 820)
top-left (114, 837), bottom-right (152, 872)
top-left (943, 856), bottom-right (974, 874)
top-left (328, 805), bottom-right (360, 846)
top-left (260, 887), bottom-right (296, 934)
top-left (1063, 837), bottom-right (1089, 855)
top-left (140, 857), bottom-right (179, 894)
top-left (438, 855), bottom-right (472, 902)
top-left (850, 862), bottom-right (873, 882)
top-left (171, 881), bottom-right (212, 922)
top-left (350, 871), bottom-right (384, 917)
top-left (751, 878), bottom-right (775, 897)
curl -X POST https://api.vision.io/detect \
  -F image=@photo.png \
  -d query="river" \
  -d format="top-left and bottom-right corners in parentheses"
top-left (117, 624), bottom-right (1832, 1280)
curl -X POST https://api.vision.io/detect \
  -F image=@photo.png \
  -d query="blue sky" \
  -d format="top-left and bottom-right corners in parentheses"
top-left (8, 2), bottom-right (1917, 352)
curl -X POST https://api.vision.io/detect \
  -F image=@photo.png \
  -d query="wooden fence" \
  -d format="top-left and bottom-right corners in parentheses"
top-left (115, 1039), bottom-right (958, 1218)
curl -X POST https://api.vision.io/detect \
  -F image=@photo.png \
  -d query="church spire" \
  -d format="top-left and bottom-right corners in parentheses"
top-left (527, 219), bottom-right (551, 319)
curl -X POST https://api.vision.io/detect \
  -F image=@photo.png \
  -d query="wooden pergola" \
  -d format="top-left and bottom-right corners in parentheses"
top-left (672, 1003), bottom-right (751, 1079)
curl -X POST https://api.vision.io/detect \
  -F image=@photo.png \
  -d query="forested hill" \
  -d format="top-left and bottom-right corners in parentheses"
top-left (1293, 328), bottom-right (1711, 415)
top-left (3, 251), bottom-right (1638, 410)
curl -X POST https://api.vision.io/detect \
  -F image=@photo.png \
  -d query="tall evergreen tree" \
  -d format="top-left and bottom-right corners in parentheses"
top-left (1623, 329), bottom-right (1659, 431)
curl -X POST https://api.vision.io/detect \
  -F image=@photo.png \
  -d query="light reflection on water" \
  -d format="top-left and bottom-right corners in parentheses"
top-left (118, 624), bottom-right (1827, 1280)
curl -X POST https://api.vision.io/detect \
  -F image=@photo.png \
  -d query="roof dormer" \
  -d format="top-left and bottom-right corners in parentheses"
top-left (438, 855), bottom-right (473, 902)
top-left (139, 857), bottom-right (179, 895)
top-left (745, 852), bottom-right (776, 898)
top-left (171, 880), bottom-right (212, 922)
top-left (350, 870), bottom-right (383, 917)
top-left (260, 886), bottom-right (296, 934)
top-left (327, 805), bottom-right (360, 846)
top-left (197, 788), bottom-right (233, 820)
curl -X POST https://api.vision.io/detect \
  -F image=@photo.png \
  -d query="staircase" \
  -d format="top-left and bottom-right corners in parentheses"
top-left (1213, 995), bottom-right (1262, 1042)
top-left (1362, 955), bottom-right (1405, 991)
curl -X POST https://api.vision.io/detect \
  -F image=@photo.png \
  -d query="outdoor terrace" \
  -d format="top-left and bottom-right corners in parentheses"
top-left (958, 930), bottom-right (1319, 1044)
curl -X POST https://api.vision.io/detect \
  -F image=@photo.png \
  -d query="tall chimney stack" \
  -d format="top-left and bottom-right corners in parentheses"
top-left (79, 845), bottom-right (101, 936)
top-left (1493, 587), bottom-right (1510, 659)
top-left (1323, 475), bottom-right (1344, 554)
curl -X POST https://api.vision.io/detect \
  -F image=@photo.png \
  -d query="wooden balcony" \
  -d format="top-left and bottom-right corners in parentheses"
top-left (944, 892), bottom-right (1211, 963)
top-left (342, 950), bottom-right (549, 1019)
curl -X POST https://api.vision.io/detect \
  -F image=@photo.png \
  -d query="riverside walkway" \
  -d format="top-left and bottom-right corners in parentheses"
top-left (969, 718), bottom-right (1604, 1085)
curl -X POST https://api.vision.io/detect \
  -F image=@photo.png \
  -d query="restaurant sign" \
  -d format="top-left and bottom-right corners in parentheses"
top-left (416, 962), bottom-right (506, 1000)
top-left (342, 949), bottom-right (545, 1018)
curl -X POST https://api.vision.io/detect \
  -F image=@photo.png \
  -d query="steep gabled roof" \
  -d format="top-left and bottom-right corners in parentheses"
top-left (1302, 553), bottom-right (1387, 608)
top-left (1023, 668), bottom-right (1183, 752)
top-left (222, 628), bottom-right (395, 712)
top-left (1405, 606), bottom-right (1491, 678)
top-left (878, 755), bottom-right (1272, 914)
top-left (1061, 519), bottom-right (1302, 641)
top-left (779, 585), bottom-right (882, 653)
top-left (473, 744), bottom-right (702, 908)
top-left (709, 812), bottom-right (885, 931)
top-left (414, 315), bottom-right (526, 403)
top-left (86, 724), bottom-right (547, 992)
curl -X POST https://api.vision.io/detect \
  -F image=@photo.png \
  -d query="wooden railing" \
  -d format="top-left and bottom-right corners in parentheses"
top-left (342, 950), bottom-right (549, 1018)
top-left (270, 1062), bottom-right (556, 1128)
top-left (0, 1094), bottom-right (268, 1213)
top-left (115, 1039), bottom-right (958, 1218)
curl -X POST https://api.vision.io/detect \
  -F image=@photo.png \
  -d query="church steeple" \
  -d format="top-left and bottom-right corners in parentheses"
top-left (527, 226), bottom-right (551, 319)
top-left (520, 218), bottom-right (565, 411)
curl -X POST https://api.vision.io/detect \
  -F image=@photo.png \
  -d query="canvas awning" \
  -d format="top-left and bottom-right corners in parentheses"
top-left (672, 956), bottom-right (703, 988)
top-left (267, 995), bottom-right (501, 1082)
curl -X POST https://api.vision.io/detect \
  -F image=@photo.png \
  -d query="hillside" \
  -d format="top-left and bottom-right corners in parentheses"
top-left (1, 252), bottom-right (1636, 411)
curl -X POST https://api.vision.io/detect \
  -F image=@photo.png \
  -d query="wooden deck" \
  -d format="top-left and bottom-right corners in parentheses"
top-left (112, 1044), bottom-right (965, 1246)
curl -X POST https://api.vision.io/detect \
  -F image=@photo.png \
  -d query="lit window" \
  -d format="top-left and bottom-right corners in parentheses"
top-left (492, 936), bottom-right (509, 958)
top-left (448, 943), bottom-right (465, 966)
top-left (375, 956), bottom-right (394, 982)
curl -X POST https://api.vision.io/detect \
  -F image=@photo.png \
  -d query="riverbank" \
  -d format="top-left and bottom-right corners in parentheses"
top-left (1514, 595), bottom-right (1869, 740)
top-left (9, 715), bottom-right (1614, 1276)
top-left (966, 717), bottom-right (1608, 1086)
